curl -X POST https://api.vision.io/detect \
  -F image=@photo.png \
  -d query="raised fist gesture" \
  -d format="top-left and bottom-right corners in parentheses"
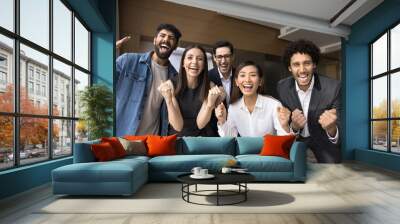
top-left (318, 108), bottom-right (337, 136)
top-left (207, 86), bottom-right (223, 108)
top-left (215, 103), bottom-right (227, 125)
top-left (157, 80), bottom-right (174, 102)
top-left (277, 106), bottom-right (291, 128)
top-left (291, 108), bottom-right (307, 131)
top-left (116, 36), bottom-right (131, 49)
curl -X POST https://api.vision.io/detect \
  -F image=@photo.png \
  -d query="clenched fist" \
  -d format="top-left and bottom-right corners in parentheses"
top-left (318, 108), bottom-right (337, 136)
top-left (215, 86), bottom-right (226, 106)
top-left (277, 106), bottom-right (291, 129)
top-left (291, 108), bottom-right (307, 131)
top-left (207, 86), bottom-right (223, 108)
top-left (157, 80), bottom-right (174, 102)
top-left (215, 103), bottom-right (227, 124)
top-left (116, 36), bottom-right (131, 49)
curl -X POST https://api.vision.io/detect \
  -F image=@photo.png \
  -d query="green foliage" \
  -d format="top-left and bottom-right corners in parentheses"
top-left (79, 84), bottom-right (113, 140)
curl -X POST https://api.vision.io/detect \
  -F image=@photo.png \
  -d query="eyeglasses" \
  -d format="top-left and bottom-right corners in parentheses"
top-left (215, 54), bottom-right (232, 61)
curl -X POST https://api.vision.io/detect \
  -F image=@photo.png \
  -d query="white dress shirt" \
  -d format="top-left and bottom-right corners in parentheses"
top-left (295, 76), bottom-right (339, 143)
top-left (218, 68), bottom-right (232, 104)
top-left (218, 94), bottom-right (289, 137)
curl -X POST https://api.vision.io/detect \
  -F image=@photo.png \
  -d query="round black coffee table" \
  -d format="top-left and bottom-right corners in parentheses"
top-left (177, 172), bottom-right (255, 206)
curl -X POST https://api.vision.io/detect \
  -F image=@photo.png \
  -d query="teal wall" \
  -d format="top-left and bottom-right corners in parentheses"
top-left (0, 0), bottom-right (116, 200)
top-left (343, 0), bottom-right (400, 170)
top-left (0, 158), bottom-right (72, 199)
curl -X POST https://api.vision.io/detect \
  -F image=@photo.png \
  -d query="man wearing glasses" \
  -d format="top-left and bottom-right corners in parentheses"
top-left (208, 40), bottom-right (235, 136)
top-left (209, 40), bottom-right (235, 106)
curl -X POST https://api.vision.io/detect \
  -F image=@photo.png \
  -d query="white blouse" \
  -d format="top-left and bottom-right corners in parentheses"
top-left (218, 94), bottom-right (289, 137)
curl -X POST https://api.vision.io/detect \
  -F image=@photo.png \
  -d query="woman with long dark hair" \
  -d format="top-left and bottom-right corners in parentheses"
top-left (215, 61), bottom-right (290, 137)
top-left (158, 45), bottom-right (225, 136)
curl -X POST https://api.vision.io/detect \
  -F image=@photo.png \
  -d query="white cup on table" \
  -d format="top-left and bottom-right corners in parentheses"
top-left (191, 167), bottom-right (202, 176)
top-left (199, 169), bottom-right (208, 176)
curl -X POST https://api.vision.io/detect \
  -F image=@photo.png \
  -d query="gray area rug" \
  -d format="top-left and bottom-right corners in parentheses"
top-left (38, 183), bottom-right (361, 214)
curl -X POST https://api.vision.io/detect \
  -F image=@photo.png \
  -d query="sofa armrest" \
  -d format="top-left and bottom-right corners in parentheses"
top-left (73, 141), bottom-right (99, 163)
top-left (289, 141), bottom-right (307, 181)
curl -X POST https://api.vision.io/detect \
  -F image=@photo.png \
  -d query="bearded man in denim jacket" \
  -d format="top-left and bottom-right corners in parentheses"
top-left (116, 24), bottom-right (181, 136)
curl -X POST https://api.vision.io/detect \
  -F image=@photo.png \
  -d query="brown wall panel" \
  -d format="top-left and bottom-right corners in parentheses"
top-left (118, 0), bottom-right (289, 56)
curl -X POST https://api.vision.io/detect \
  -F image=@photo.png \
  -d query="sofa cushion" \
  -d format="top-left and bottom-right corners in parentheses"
top-left (118, 138), bottom-right (147, 156)
top-left (52, 159), bottom-right (147, 183)
top-left (123, 135), bottom-right (149, 149)
top-left (236, 137), bottom-right (263, 155)
top-left (236, 155), bottom-right (293, 172)
top-left (147, 134), bottom-right (177, 157)
top-left (148, 154), bottom-right (235, 172)
top-left (178, 137), bottom-right (235, 155)
top-left (260, 134), bottom-right (296, 159)
top-left (91, 142), bottom-right (118, 161)
top-left (123, 135), bottom-right (148, 142)
top-left (101, 137), bottom-right (127, 158)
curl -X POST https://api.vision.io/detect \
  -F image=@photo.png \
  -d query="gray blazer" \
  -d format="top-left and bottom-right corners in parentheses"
top-left (277, 74), bottom-right (341, 163)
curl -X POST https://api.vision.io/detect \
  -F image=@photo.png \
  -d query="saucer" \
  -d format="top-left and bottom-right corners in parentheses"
top-left (190, 174), bottom-right (215, 179)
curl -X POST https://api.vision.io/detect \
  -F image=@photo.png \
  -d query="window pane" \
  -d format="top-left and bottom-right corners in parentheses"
top-left (74, 69), bottom-right (89, 118)
top-left (391, 120), bottom-right (400, 153)
top-left (391, 24), bottom-right (400, 70)
top-left (0, 116), bottom-right (13, 170)
top-left (372, 33), bottom-right (387, 76)
top-left (75, 120), bottom-right (88, 143)
top-left (20, 117), bottom-right (49, 165)
top-left (20, 0), bottom-right (49, 49)
top-left (0, 35), bottom-right (14, 112)
top-left (391, 72), bottom-right (400, 118)
top-left (53, 59), bottom-right (72, 117)
top-left (372, 77), bottom-right (387, 119)
top-left (372, 121), bottom-right (388, 151)
top-left (53, 0), bottom-right (72, 60)
top-left (53, 119), bottom-right (72, 158)
top-left (75, 18), bottom-right (89, 70)
top-left (0, 0), bottom-right (14, 31)
top-left (20, 44), bottom-right (49, 115)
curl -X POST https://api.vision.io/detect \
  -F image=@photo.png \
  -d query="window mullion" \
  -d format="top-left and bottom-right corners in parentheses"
top-left (49, 0), bottom-right (53, 159)
top-left (71, 11), bottom-right (76, 154)
top-left (13, 0), bottom-right (20, 166)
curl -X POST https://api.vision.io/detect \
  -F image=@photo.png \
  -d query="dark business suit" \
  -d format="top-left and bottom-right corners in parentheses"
top-left (277, 74), bottom-right (341, 163)
top-left (208, 67), bottom-right (235, 136)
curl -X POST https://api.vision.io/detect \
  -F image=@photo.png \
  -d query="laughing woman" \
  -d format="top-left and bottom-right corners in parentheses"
top-left (158, 45), bottom-right (225, 136)
top-left (215, 61), bottom-right (291, 137)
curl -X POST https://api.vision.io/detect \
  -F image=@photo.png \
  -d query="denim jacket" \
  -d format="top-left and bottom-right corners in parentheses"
top-left (115, 51), bottom-right (177, 136)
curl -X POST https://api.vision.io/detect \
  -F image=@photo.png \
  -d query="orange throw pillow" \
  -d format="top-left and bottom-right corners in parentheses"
top-left (146, 134), bottom-right (177, 157)
top-left (91, 142), bottom-right (117, 161)
top-left (101, 137), bottom-right (127, 158)
top-left (259, 134), bottom-right (296, 159)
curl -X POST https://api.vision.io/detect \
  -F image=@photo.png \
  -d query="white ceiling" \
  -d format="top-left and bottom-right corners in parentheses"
top-left (164, 0), bottom-right (384, 53)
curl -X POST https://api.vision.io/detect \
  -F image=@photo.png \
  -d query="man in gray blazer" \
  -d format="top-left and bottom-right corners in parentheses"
top-left (277, 39), bottom-right (341, 163)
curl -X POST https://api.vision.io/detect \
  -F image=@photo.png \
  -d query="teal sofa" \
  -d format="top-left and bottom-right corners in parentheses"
top-left (52, 137), bottom-right (307, 196)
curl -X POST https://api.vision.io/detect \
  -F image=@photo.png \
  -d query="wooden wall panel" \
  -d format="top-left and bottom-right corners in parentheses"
top-left (118, 0), bottom-right (289, 56)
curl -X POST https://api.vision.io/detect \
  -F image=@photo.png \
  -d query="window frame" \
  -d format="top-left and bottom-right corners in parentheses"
top-left (370, 20), bottom-right (400, 154)
top-left (0, 0), bottom-right (92, 171)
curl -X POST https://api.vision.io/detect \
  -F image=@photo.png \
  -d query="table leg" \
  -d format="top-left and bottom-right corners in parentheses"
top-left (245, 183), bottom-right (247, 201)
top-left (217, 184), bottom-right (220, 206)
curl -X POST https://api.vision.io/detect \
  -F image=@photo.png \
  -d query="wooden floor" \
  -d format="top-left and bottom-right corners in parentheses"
top-left (1, 162), bottom-right (400, 224)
